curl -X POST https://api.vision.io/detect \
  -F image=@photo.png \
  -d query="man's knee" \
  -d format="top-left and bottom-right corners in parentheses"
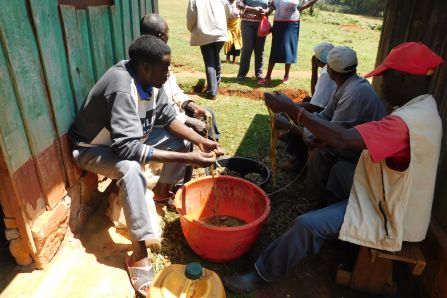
top-left (116, 160), bottom-right (144, 179)
top-left (291, 213), bottom-right (316, 233)
top-left (307, 148), bottom-right (328, 167)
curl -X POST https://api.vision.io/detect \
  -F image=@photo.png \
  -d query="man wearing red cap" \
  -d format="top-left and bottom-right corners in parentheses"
top-left (223, 42), bottom-right (443, 293)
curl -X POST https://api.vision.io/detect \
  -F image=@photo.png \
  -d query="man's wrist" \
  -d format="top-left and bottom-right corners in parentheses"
top-left (182, 100), bottom-right (194, 110)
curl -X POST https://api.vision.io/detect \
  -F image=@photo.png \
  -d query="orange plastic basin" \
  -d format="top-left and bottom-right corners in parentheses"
top-left (175, 176), bottom-right (271, 262)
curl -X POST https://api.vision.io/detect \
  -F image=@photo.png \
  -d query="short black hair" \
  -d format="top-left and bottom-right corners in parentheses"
top-left (128, 35), bottom-right (171, 66)
top-left (140, 13), bottom-right (166, 36)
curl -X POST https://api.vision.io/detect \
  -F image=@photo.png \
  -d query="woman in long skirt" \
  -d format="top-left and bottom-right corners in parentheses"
top-left (259, 0), bottom-right (318, 85)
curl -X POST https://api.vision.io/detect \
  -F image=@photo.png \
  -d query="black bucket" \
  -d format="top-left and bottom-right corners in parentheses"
top-left (212, 157), bottom-right (271, 187)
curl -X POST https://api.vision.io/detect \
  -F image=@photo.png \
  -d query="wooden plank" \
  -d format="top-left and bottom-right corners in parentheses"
top-left (0, 41), bottom-right (33, 172)
top-left (0, 148), bottom-right (38, 256)
top-left (0, 39), bottom-right (46, 221)
top-left (0, 1), bottom-right (57, 154)
top-left (120, 0), bottom-right (132, 58)
top-left (109, 4), bottom-right (125, 62)
top-left (87, 6), bottom-right (115, 80)
top-left (428, 0), bottom-right (447, 180)
top-left (371, 0), bottom-right (399, 94)
top-left (139, 0), bottom-right (146, 19)
top-left (350, 247), bottom-right (394, 294)
top-left (151, 0), bottom-right (159, 14)
top-left (59, 133), bottom-right (82, 185)
top-left (59, 5), bottom-right (95, 111)
top-left (29, 0), bottom-right (79, 187)
top-left (0, 0), bottom-right (67, 209)
top-left (130, 0), bottom-right (141, 40)
top-left (371, 243), bottom-right (426, 275)
top-left (28, 0), bottom-right (76, 135)
top-left (113, 0), bottom-right (127, 60)
top-left (421, 220), bottom-right (447, 298)
top-left (58, 0), bottom-right (112, 9)
top-left (77, 10), bottom-right (96, 89)
top-left (0, 47), bottom-right (46, 223)
top-left (145, 0), bottom-right (152, 14)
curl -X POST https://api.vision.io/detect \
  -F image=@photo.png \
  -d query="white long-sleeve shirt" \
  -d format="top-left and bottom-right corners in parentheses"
top-left (187, 0), bottom-right (230, 46)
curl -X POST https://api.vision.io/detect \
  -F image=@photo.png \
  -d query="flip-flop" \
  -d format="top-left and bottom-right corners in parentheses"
top-left (125, 255), bottom-right (154, 297)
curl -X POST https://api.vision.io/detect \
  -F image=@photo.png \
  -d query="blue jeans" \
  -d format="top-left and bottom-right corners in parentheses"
top-left (255, 200), bottom-right (348, 281)
top-left (200, 42), bottom-right (224, 97)
top-left (237, 20), bottom-right (266, 79)
top-left (254, 161), bottom-right (356, 281)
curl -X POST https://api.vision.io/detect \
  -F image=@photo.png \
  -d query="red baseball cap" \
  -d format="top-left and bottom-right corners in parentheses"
top-left (364, 42), bottom-right (444, 78)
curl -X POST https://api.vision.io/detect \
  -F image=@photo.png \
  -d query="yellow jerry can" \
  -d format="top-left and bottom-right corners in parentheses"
top-left (148, 262), bottom-right (226, 298)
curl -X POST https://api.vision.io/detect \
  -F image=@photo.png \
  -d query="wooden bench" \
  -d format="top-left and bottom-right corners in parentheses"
top-left (336, 242), bottom-right (426, 294)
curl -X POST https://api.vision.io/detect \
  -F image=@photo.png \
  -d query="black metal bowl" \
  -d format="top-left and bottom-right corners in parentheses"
top-left (212, 156), bottom-right (271, 187)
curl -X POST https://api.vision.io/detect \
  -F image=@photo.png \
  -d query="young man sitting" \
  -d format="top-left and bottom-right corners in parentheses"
top-left (69, 35), bottom-right (223, 296)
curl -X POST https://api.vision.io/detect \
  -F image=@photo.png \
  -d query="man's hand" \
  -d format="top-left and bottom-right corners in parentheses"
top-left (264, 92), bottom-right (296, 114)
top-left (187, 151), bottom-right (217, 167)
top-left (305, 135), bottom-right (327, 150)
top-left (198, 138), bottom-right (224, 156)
top-left (186, 117), bottom-right (207, 135)
top-left (185, 102), bottom-right (206, 118)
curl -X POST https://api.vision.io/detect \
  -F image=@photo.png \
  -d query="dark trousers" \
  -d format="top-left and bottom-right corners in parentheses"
top-left (238, 20), bottom-right (266, 79)
top-left (200, 42), bottom-right (224, 97)
top-left (286, 132), bottom-right (308, 162)
top-left (305, 148), bottom-right (360, 204)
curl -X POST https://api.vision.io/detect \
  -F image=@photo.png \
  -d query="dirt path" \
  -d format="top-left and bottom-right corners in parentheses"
top-left (174, 69), bottom-right (312, 79)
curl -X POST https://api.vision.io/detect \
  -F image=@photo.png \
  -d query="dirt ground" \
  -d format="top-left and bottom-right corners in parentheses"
top-left (191, 85), bottom-right (309, 103)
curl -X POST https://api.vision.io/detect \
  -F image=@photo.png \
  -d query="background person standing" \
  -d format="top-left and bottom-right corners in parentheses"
top-left (187, 0), bottom-right (230, 100)
top-left (258, 0), bottom-right (319, 85)
top-left (236, 0), bottom-right (270, 81)
top-left (225, 0), bottom-right (243, 64)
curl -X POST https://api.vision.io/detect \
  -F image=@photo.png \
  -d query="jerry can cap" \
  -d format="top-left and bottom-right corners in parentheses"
top-left (185, 262), bottom-right (203, 280)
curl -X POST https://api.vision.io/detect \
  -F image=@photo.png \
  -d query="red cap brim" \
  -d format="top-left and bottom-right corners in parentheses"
top-left (364, 64), bottom-right (388, 78)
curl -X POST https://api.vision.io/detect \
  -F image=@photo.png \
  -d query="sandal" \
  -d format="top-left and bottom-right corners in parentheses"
top-left (282, 77), bottom-right (289, 84)
top-left (153, 191), bottom-right (176, 209)
top-left (125, 255), bottom-right (154, 297)
top-left (257, 78), bottom-right (271, 85)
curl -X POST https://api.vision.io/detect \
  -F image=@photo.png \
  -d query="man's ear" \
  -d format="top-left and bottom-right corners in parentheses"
top-left (143, 62), bottom-right (153, 74)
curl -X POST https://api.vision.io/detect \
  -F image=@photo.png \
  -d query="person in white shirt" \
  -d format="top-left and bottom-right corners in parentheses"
top-left (275, 42), bottom-right (337, 172)
top-left (187, 0), bottom-right (230, 99)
